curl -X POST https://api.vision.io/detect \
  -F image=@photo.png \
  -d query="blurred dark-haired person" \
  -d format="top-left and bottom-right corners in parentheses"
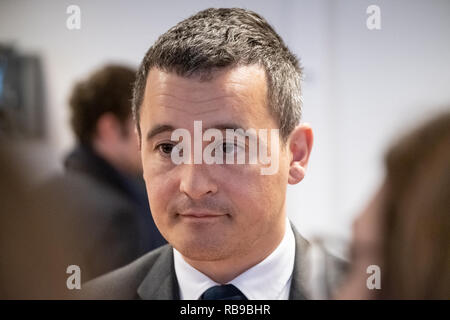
top-left (338, 111), bottom-right (450, 300)
top-left (42, 65), bottom-right (166, 283)
top-left (81, 8), bottom-right (347, 300)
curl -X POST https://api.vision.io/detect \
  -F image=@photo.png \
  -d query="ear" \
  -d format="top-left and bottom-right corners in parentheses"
top-left (288, 123), bottom-right (313, 185)
top-left (95, 113), bottom-right (121, 143)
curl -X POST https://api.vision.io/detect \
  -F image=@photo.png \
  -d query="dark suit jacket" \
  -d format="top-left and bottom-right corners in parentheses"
top-left (79, 224), bottom-right (347, 300)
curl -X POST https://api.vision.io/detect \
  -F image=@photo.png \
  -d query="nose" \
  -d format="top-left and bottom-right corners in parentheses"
top-left (179, 163), bottom-right (218, 200)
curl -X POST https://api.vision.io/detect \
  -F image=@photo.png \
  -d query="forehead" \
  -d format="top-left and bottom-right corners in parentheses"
top-left (140, 65), bottom-right (276, 130)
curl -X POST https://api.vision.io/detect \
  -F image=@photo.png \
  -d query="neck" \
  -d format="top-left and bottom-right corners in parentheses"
top-left (181, 215), bottom-right (287, 284)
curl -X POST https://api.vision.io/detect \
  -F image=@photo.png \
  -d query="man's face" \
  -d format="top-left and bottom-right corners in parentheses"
top-left (139, 65), bottom-right (290, 262)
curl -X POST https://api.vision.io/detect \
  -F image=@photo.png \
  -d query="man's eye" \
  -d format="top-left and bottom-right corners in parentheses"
top-left (219, 143), bottom-right (245, 155)
top-left (222, 143), bottom-right (236, 154)
top-left (157, 143), bottom-right (174, 155)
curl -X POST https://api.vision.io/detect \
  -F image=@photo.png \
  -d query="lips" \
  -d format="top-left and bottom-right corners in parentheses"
top-left (178, 210), bottom-right (225, 219)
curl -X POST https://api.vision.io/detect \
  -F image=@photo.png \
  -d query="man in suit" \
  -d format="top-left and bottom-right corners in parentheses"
top-left (43, 65), bottom-right (166, 283)
top-left (81, 8), bottom-right (346, 300)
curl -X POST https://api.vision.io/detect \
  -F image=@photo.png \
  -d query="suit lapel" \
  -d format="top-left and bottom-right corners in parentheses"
top-left (289, 223), bottom-right (311, 300)
top-left (137, 245), bottom-right (180, 300)
top-left (136, 223), bottom-right (310, 300)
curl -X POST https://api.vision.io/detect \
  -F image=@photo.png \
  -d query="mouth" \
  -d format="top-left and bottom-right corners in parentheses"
top-left (178, 210), bottom-right (228, 221)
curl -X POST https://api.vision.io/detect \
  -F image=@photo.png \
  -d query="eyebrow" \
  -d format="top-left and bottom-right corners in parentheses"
top-left (146, 124), bottom-right (176, 141)
top-left (145, 123), bottom-right (249, 141)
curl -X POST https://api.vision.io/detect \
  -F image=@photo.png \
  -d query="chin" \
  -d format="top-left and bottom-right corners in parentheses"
top-left (175, 238), bottom-right (233, 262)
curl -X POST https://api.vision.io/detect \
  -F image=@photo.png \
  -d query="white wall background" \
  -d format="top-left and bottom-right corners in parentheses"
top-left (1, 0), bottom-right (449, 257)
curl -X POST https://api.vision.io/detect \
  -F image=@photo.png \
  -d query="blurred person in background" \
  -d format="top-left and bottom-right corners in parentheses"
top-left (42, 65), bottom-right (166, 284)
top-left (0, 141), bottom-right (77, 298)
top-left (338, 110), bottom-right (450, 299)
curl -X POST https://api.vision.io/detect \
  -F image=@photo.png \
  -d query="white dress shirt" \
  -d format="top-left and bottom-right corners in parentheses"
top-left (173, 218), bottom-right (296, 300)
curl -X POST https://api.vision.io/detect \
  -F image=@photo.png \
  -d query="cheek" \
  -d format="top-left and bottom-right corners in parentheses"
top-left (142, 158), bottom-right (171, 214)
top-left (145, 170), bottom-right (168, 196)
top-left (145, 175), bottom-right (173, 234)
top-left (218, 165), bottom-right (286, 220)
top-left (257, 174), bottom-right (287, 215)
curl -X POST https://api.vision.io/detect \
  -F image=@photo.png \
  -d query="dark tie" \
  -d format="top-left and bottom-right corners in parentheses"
top-left (200, 284), bottom-right (248, 300)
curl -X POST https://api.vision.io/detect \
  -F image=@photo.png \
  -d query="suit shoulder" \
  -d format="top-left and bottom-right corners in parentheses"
top-left (77, 245), bottom-right (172, 299)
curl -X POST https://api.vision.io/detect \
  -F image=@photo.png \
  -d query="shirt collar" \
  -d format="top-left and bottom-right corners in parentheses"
top-left (173, 218), bottom-right (296, 300)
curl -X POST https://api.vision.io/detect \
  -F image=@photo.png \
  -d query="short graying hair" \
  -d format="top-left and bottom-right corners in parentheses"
top-left (132, 7), bottom-right (303, 142)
